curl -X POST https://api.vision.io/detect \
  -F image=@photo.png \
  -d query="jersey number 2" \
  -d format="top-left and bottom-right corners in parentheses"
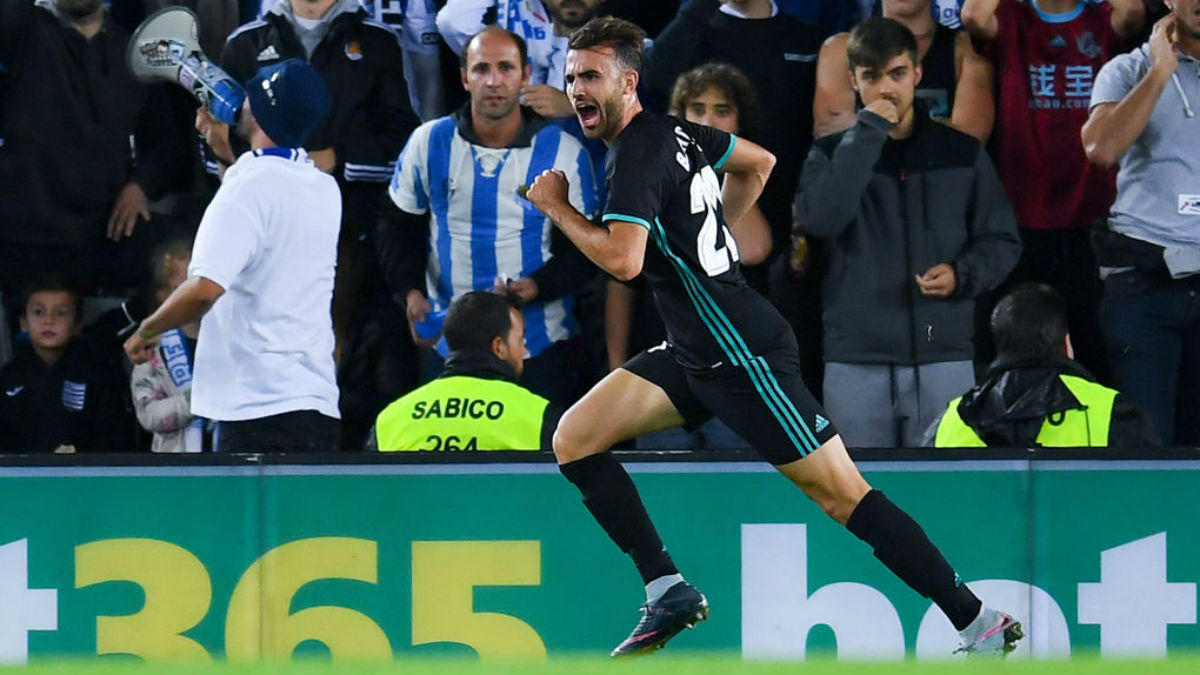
top-left (692, 167), bottom-right (739, 277)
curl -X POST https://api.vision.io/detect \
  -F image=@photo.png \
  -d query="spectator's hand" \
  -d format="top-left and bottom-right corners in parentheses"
top-left (1149, 14), bottom-right (1179, 75)
top-left (521, 84), bottom-right (575, 118)
top-left (863, 98), bottom-right (900, 125)
top-left (527, 169), bottom-right (570, 215)
top-left (309, 147), bottom-right (337, 173)
top-left (195, 107), bottom-right (235, 165)
top-left (107, 182), bottom-right (150, 241)
top-left (915, 263), bottom-right (957, 298)
top-left (405, 289), bottom-right (439, 348)
top-left (124, 328), bottom-right (161, 365)
top-left (494, 275), bottom-right (539, 302)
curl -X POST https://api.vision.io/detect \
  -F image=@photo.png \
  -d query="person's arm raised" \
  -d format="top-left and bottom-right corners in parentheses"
top-left (1082, 15), bottom-right (1178, 168)
top-left (715, 135), bottom-right (776, 229)
top-left (960, 0), bottom-right (1002, 41)
top-left (527, 170), bottom-right (649, 282)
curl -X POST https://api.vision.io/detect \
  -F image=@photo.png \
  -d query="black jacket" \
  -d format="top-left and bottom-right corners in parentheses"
top-left (945, 355), bottom-right (1159, 448)
top-left (219, 2), bottom-right (418, 185)
top-left (0, 1), bottom-right (186, 246)
top-left (795, 107), bottom-right (1021, 365)
top-left (0, 340), bottom-right (137, 453)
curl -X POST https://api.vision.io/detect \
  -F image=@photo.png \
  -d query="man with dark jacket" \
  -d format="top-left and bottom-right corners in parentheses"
top-left (794, 18), bottom-right (1021, 448)
top-left (0, 0), bottom-right (187, 322)
top-left (369, 291), bottom-right (558, 451)
top-left (216, 0), bottom-right (421, 449)
top-left (928, 284), bottom-right (1158, 448)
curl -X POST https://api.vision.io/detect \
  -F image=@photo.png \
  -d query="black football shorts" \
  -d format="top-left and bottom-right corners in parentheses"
top-left (623, 344), bottom-right (838, 464)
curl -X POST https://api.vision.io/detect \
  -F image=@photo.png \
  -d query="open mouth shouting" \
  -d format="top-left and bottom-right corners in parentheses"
top-left (575, 100), bottom-right (601, 131)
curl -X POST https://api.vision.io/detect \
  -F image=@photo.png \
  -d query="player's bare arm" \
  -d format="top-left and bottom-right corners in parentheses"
top-left (715, 136), bottom-right (776, 229)
top-left (527, 168), bottom-right (648, 281)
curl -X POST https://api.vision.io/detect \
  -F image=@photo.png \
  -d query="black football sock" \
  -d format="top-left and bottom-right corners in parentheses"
top-left (846, 489), bottom-right (982, 631)
top-left (559, 452), bottom-right (679, 584)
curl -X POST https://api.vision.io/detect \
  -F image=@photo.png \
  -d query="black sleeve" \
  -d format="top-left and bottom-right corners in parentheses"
top-left (1107, 393), bottom-right (1162, 448)
top-left (951, 146), bottom-right (1023, 299)
top-left (130, 83), bottom-right (190, 200)
top-left (364, 424), bottom-right (380, 452)
top-left (528, 226), bottom-right (598, 303)
top-left (340, 27), bottom-right (421, 172)
top-left (641, 0), bottom-right (718, 110)
top-left (376, 192), bottom-right (429, 298)
top-left (0, 0), bottom-right (34, 77)
top-left (677, 118), bottom-right (736, 170)
top-left (75, 350), bottom-right (138, 452)
top-left (794, 111), bottom-right (890, 240)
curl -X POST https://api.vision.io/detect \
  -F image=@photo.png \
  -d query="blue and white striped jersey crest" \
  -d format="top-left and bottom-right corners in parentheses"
top-left (389, 116), bottom-right (598, 358)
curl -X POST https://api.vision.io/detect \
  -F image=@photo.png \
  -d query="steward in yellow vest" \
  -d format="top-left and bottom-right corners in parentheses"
top-left (368, 291), bottom-right (559, 451)
top-left (931, 356), bottom-right (1156, 447)
top-left (928, 284), bottom-right (1158, 448)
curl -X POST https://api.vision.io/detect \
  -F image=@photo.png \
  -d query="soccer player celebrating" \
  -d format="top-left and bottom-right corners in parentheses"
top-left (525, 16), bottom-right (1023, 658)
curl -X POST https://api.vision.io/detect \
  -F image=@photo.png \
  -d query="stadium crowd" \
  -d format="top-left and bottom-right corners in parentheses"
top-left (0, 0), bottom-right (1195, 452)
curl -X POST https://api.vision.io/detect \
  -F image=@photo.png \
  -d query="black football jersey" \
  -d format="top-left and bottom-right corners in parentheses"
top-left (602, 112), bottom-right (793, 368)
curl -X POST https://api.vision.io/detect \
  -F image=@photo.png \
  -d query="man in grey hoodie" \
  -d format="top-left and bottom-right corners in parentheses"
top-left (795, 18), bottom-right (1020, 448)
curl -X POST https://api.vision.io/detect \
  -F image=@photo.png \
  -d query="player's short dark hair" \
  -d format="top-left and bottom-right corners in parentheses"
top-left (991, 283), bottom-right (1070, 361)
top-left (568, 16), bottom-right (646, 74)
top-left (847, 18), bottom-right (919, 71)
top-left (444, 291), bottom-right (521, 353)
top-left (21, 271), bottom-right (82, 320)
top-left (669, 62), bottom-right (761, 136)
top-left (460, 26), bottom-right (529, 68)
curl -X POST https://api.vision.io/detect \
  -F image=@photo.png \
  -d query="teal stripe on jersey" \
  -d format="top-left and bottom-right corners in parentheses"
top-left (646, 223), bottom-right (820, 451)
top-left (648, 219), bottom-right (819, 453)
top-left (648, 220), bottom-right (816, 451)
top-left (713, 135), bottom-right (737, 171)
top-left (602, 213), bottom-right (652, 230)
top-left (647, 225), bottom-right (744, 367)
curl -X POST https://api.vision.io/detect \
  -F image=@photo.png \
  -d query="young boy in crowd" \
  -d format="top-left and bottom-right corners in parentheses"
top-left (0, 274), bottom-right (135, 453)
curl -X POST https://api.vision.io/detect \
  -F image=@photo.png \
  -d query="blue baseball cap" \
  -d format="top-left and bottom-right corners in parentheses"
top-left (245, 59), bottom-right (331, 149)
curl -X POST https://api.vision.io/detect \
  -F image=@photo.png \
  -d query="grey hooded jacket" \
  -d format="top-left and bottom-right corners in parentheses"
top-left (795, 107), bottom-right (1021, 365)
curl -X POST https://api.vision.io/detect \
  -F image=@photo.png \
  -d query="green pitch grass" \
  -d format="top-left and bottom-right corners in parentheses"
top-left (5, 654), bottom-right (1200, 675)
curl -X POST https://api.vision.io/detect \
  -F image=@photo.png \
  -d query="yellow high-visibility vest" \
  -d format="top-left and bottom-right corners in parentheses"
top-left (374, 376), bottom-right (548, 451)
top-left (934, 375), bottom-right (1117, 447)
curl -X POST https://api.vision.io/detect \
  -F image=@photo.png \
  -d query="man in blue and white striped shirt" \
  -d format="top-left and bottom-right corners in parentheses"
top-left (380, 25), bottom-right (598, 407)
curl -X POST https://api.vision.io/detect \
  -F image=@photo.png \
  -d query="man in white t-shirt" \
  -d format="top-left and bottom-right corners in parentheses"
top-left (124, 59), bottom-right (342, 453)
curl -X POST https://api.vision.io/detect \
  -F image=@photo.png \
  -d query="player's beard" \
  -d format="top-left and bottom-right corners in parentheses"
top-left (55, 0), bottom-right (104, 20)
top-left (597, 96), bottom-right (625, 141)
